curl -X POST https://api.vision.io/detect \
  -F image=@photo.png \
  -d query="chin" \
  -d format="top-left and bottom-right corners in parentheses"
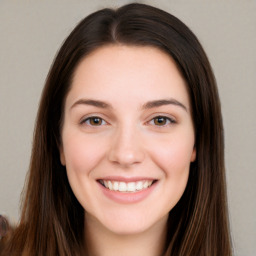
top-left (104, 221), bottom-right (150, 236)
top-left (88, 208), bottom-right (168, 237)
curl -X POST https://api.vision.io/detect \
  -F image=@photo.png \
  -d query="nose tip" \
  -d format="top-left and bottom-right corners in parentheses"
top-left (109, 149), bottom-right (144, 166)
top-left (107, 131), bottom-right (145, 167)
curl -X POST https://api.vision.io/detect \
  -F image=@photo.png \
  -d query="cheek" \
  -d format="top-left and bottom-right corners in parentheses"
top-left (148, 136), bottom-right (194, 176)
top-left (62, 134), bottom-right (108, 209)
top-left (62, 133), bottom-right (106, 175)
top-left (148, 136), bottom-right (194, 210)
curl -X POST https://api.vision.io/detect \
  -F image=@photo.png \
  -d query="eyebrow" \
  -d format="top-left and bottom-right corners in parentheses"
top-left (71, 99), bottom-right (112, 110)
top-left (142, 99), bottom-right (188, 112)
top-left (70, 98), bottom-right (187, 112)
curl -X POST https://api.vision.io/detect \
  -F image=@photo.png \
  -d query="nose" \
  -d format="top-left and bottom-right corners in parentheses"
top-left (107, 125), bottom-right (145, 167)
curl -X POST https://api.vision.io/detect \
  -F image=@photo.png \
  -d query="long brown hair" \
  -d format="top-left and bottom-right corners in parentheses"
top-left (0, 3), bottom-right (232, 255)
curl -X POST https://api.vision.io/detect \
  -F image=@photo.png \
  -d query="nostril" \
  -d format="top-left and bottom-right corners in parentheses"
top-left (108, 146), bottom-right (145, 166)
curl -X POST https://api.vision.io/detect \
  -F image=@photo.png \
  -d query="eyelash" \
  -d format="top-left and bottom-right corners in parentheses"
top-left (148, 116), bottom-right (176, 127)
top-left (80, 116), bottom-right (107, 126)
top-left (80, 115), bottom-right (176, 127)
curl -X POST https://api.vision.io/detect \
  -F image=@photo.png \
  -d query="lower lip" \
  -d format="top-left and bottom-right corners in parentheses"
top-left (98, 181), bottom-right (157, 204)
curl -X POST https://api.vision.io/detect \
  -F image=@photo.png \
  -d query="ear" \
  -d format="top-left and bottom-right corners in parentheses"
top-left (59, 145), bottom-right (66, 166)
top-left (190, 146), bottom-right (196, 162)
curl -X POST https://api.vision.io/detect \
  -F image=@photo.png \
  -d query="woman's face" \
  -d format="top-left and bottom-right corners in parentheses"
top-left (60, 45), bottom-right (196, 235)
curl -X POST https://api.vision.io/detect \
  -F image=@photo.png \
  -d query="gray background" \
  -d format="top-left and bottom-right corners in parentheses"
top-left (0, 1), bottom-right (255, 255)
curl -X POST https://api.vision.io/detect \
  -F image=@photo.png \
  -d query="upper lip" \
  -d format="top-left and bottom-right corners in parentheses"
top-left (97, 176), bottom-right (157, 182)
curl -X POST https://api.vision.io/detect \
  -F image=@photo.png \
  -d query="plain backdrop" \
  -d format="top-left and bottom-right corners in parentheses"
top-left (0, 1), bottom-right (255, 255)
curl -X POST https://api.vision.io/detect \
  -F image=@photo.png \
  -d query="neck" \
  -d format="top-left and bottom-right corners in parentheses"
top-left (84, 214), bottom-right (167, 256)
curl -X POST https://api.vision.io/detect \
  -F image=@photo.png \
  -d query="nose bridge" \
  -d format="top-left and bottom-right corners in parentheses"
top-left (108, 122), bottom-right (145, 166)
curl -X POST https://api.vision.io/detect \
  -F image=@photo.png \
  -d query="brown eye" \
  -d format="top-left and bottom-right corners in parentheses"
top-left (154, 116), bottom-right (167, 126)
top-left (89, 117), bottom-right (102, 125)
top-left (82, 117), bottom-right (106, 126)
top-left (150, 116), bottom-right (175, 126)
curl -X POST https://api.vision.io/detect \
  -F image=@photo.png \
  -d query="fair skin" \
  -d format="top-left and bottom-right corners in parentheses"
top-left (60, 45), bottom-right (196, 256)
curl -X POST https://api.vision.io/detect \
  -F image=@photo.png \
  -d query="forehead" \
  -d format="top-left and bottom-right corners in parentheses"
top-left (67, 45), bottom-right (190, 108)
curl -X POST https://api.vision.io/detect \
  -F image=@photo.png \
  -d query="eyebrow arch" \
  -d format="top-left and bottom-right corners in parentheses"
top-left (142, 99), bottom-right (187, 112)
top-left (70, 99), bottom-right (113, 110)
top-left (70, 98), bottom-right (187, 112)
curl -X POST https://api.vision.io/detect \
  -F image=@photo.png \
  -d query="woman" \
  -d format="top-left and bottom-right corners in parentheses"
top-left (0, 3), bottom-right (232, 256)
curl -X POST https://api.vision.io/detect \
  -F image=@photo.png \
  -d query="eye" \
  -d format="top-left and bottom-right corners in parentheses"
top-left (81, 116), bottom-right (107, 126)
top-left (149, 116), bottom-right (175, 126)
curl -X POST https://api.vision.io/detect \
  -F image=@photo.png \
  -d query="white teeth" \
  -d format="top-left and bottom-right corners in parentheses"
top-left (136, 181), bottom-right (143, 190)
top-left (149, 180), bottom-right (153, 186)
top-left (143, 181), bottom-right (149, 188)
top-left (108, 181), bottom-right (113, 190)
top-left (100, 180), bottom-right (154, 193)
top-left (119, 182), bottom-right (127, 192)
top-left (127, 182), bottom-right (136, 192)
top-left (113, 181), bottom-right (119, 191)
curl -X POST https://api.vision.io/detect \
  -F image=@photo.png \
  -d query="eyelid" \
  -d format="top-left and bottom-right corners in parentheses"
top-left (79, 113), bottom-right (177, 128)
top-left (80, 115), bottom-right (108, 126)
top-left (146, 114), bottom-right (177, 127)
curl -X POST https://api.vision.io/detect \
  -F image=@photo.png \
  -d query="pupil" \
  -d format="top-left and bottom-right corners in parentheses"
top-left (155, 117), bottom-right (166, 125)
top-left (91, 118), bottom-right (101, 125)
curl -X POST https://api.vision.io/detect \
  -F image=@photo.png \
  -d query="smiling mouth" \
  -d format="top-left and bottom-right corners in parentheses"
top-left (98, 179), bottom-right (157, 193)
